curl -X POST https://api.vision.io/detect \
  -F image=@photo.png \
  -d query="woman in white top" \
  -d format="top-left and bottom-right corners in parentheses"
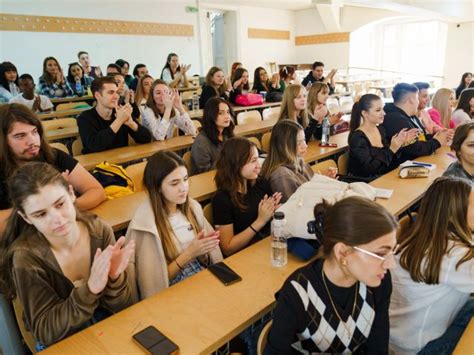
top-left (390, 176), bottom-right (474, 354)
top-left (125, 151), bottom-right (223, 301)
top-left (452, 88), bottom-right (474, 126)
top-left (160, 53), bottom-right (190, 88)
top-left (141, 79), bottom-right (196, 141)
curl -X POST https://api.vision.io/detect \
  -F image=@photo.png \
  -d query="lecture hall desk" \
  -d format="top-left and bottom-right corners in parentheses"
top-left (91, 132), bottom-right (350, 232)
top-left (76, 117), bottom-right (280, 170)
top-left (453, 317), bottom-right (473, 355)
top-left (42, 146), bottom-right (456, 355)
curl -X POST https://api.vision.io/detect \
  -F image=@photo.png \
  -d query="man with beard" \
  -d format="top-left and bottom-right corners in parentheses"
top-left (0, 103), bottom-right (106, 233)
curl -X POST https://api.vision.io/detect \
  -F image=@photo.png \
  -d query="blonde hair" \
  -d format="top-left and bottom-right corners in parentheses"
top-left (431, 88), bottom-right (455, 128)
top-left (307, 82), bottom-right (329, 115)
top-left (278, 84), bottom-right (309, 128)
top-left (261, 120), bottom-right (304, 179)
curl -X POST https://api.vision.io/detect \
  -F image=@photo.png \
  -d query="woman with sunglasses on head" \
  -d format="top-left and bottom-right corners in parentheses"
top-left (390, 177), bottom-right (474, 355)
top-left (265, 196), bottom-right (398, 354)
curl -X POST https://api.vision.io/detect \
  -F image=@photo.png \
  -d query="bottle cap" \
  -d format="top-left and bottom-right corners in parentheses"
top-left (274, 211), bottom-right (285, 220)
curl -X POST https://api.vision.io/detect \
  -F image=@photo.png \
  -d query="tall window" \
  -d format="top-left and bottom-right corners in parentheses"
top-left (350, 18), bottom-right (448, 77)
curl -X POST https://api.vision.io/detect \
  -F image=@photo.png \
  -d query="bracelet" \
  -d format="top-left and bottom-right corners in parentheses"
top-left (175, 258), bottom-right (184, 271)
top-left (249, 225), bottom-right (258, 234)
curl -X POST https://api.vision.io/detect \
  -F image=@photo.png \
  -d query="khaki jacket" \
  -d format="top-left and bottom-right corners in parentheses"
top-left (11, 216), bottom-right (132, 346)
top-left (125, 197), bottom-right (223, 301)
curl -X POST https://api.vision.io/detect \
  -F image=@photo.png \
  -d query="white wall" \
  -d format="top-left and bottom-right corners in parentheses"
top-left (238, 6), bottom-right (295, 77)
top-left (294, 6), bottom-right (402, 70)
top-left (443, 22), bottom-right (474, 88)
top-left (0, 1), bottom-right (201, 80)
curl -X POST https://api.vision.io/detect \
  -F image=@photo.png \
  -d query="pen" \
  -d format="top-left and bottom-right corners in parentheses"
top-left (412, 161), bottom-right (432, 167)
top-left (446, 153), bottom-right (457, 159)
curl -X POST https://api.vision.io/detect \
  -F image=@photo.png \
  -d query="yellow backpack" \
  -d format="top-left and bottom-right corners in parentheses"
top-left (92, 161), bottom-right (135, 199)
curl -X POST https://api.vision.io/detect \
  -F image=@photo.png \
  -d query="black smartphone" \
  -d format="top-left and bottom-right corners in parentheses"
top-left (132, 326), bottom-right (179, 355)
top-left (207, 262), bottom-right (242, 286)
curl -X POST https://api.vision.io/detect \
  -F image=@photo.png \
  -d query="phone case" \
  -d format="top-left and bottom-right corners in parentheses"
top-left (207, 262), bottom-right (242, 286)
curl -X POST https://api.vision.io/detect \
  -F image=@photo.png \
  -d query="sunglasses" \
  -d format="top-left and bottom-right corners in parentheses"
top-left (353, 244), bottom-right (400, 263)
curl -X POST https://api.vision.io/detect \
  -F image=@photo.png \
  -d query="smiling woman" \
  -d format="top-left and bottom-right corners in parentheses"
top-left (265, 196), bottom-right (398, 354)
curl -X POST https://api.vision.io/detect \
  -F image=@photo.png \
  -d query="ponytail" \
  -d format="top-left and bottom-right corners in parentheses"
top-left (350, 101), bottom-right (362, 132)
top-left (312, 196), bottom-right (398, 259)
top-left (349, 94), bottom-right (382, 132)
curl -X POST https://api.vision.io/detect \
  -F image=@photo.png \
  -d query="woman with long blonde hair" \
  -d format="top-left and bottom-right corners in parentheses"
top-left (126, 151), bottom-right (223, 301)
top-left (390, 177), bottom-right (474, 354)
top-left (428, 88), bottom-right (456, 128)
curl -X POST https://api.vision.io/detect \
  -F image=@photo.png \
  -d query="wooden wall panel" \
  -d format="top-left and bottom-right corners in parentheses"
top-left (248, 28), bottom-right (290, 40)
top-left (0, 13), bottom-right (194, 37)
top-left (295, 32), bottom-right (350, 46)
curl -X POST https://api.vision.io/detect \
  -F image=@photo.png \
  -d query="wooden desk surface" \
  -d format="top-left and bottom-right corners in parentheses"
top-left (45, 126), bottom-right (79, 141)
top-left (92, 170), bottom-right (217, 231)
top-left (76, 118), bottom-right (278, 170)
top-left (41, 237), bottom-right (308, 355)
top-left (370, 147), bottom-right (455, 216)
top-left (178, 86), bottom-right (201, 92)
top-left (50, 95), bottom-right (93, 104)
top-left (37, 108), bottom-right (88, 120)
top-left (454, 317), bottom-right (474, 354)
top-left (91, 133), bottom-right (349, 231)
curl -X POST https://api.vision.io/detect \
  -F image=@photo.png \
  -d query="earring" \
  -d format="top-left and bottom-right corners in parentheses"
top-left (341, 259), bottom-right (347, 267)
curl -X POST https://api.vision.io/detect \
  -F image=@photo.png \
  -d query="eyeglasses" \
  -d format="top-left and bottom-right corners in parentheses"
top-left (353, 244), bottom-right (400, 263)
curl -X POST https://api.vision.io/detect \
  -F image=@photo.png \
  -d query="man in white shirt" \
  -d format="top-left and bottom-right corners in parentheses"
top-left (9, 74), bottom-right (53, 113)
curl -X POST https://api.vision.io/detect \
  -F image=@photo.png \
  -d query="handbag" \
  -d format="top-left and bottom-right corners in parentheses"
top-left (265, 91), bottom-right (283, 102)
top-left (234, 93), bottom-right (263, 106)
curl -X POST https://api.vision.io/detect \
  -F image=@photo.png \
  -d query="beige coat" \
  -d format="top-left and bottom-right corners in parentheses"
top-left (125, 197), bottom-right (223, 301)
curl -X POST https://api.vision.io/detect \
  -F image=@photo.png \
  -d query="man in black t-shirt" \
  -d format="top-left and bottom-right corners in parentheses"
top-left (301, 61), bottom-right (336, 94)
top-left (0, 104), bottom-right (106, 233)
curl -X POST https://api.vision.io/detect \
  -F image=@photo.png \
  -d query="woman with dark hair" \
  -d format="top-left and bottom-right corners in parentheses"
top-left (0, 162), bottom-right (133, 350)
top-left (229, 67), bottom-right (250, 104)
top-left (278, 66), bottom-right (297, 92)
top-left (115, 59), bottom-right (133, 86)
top-left (142, 79), bottom-right (195, 141)
top-left (190, 97), bottom-right (235, 174)
top-left (38, 57), bottom-right (74, 98)
top-left (348, 94), bottom-right (418, 179)
top-left (160, 53), bottom-right (190, 88)
top-left (455, 72), bottom-right (472, 99)
top-left (265, 196), bottom-right (398, 354)
top-left (66, 62), bottom-right (93, 96)
top-left (390, 177), bottom-right (474, 354)
top-left (229, 62), bottom-right (242, 83)
top-left (213, 137), bottom-right (281, 256)
top-left (125, 151), bottom-right (223, 300)
top-left (0, 61), bottom-right (19, 102)
top-left (199, 66), bottom-right (229, 109)
top-left (252, 67), bottom-right (283, 94)
top-left (443, 122), bottom-right (474, 183)
top-left (452, 88), bottom-right (474, 125)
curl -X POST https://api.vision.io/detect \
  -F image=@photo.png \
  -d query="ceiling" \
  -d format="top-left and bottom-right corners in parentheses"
top-left (201, 0), bottom-right (474, 22)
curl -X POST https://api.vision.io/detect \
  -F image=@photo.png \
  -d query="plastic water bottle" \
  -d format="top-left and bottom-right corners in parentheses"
top-left (321, 116), bottom-right (330, 145)
top-left (192, 93), bottom-right (199, 113)
top-left (75, 80), bottom-right (83, 97)
top-left (271, 211), bottom-right (287, 267)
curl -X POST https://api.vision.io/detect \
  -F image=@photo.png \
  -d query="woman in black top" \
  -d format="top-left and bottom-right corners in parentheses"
top-left (213, 137), bottom-right (281, 257)
top-left (265, 196), bottom-right (399, 354)
top-left (199, 66), bottom-right (229, 109)
top-left (229, 67), bottom-right (250, 104)
top-left (348, 94), bottom-right (418, 180)
top-left (252, 67), bottom-right (283, 94)
top-left (455, 72), bottom-right (472, 99)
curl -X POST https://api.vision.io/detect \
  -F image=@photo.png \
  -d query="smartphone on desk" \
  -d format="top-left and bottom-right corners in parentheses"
top-left (208, 262), bottom-right (242, 286)
top-left (132, 326), bottom-right (179, 355)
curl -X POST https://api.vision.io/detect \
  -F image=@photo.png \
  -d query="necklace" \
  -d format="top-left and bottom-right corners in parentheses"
top-left (321, 265), bottom-right (359, 339)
